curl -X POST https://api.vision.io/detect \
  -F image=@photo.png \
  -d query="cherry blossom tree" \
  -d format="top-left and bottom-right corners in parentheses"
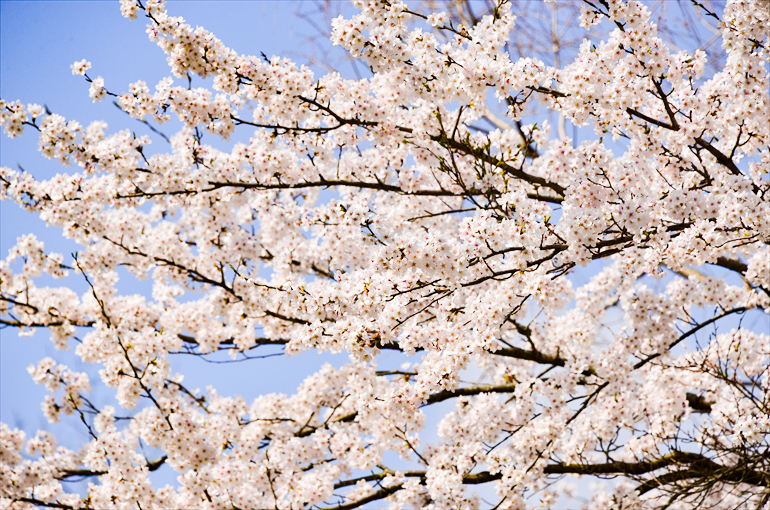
top-left (1, 0), bottom-right (769, 508)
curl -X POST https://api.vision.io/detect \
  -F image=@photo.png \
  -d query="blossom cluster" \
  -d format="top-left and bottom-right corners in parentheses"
top-left (1, 0), bottom-right (769, 508)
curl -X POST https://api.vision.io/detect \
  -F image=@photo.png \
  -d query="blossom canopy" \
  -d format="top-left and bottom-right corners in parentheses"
top-left (1, 0), bottom-right (769, 508)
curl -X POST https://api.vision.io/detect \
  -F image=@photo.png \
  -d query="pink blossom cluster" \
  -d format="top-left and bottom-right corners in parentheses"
top-left (1, 0), bottom-right (769, 508)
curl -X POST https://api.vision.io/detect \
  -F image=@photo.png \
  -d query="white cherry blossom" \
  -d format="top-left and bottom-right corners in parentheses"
top-left (1, 0), bottom-right (769, 508)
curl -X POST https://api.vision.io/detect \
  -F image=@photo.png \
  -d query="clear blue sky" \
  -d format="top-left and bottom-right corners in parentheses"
top-left (0, 0), bottom-right (374, 485)
top-left (1, 3), bottom-right (441, 493)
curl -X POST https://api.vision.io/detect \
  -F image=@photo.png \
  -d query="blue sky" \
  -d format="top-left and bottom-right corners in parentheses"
top-left (0, 0), bottom-right (365, 474)
top-left (1, 3), bottom-right (447, 494)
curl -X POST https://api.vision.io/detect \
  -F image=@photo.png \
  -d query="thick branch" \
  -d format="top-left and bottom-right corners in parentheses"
top-left (329, 483), bottom-right (403, 510)
top-left (424, 383), bottom-right (518, 405)
top-left (57, 455), bottom-right (167, 480)
top-left (463, 451), bottom-right (768, 492)
top-left (326, 451), bottom-right (767, 507)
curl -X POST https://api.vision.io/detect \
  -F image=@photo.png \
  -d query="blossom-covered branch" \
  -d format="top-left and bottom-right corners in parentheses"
top-left (1, 0), bottom-right (768, 507)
